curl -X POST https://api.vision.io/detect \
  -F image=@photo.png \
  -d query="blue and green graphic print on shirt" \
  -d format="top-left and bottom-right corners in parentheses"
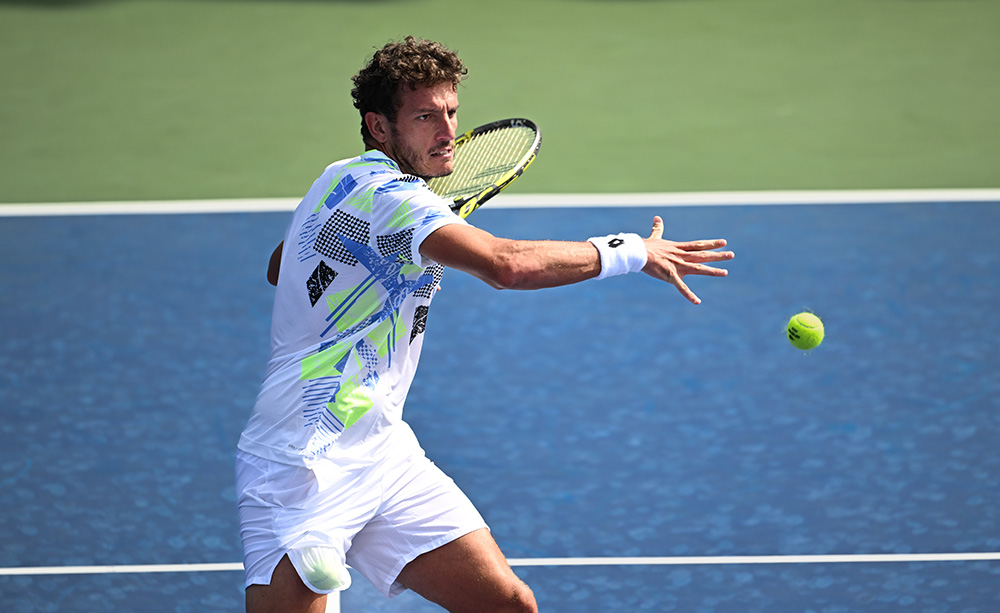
top-left (295, 153), bottom-right (449, 455)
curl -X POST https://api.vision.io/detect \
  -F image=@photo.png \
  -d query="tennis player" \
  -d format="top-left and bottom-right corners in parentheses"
top-left (237, 36), bottom-right (734, 613)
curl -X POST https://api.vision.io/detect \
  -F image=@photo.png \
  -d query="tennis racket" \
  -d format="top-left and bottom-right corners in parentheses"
top-left (427, 118), bottom-right (541, 218)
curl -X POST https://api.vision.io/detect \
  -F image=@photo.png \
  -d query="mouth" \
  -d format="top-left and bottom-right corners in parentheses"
top-left (429, 146), bottom-right (453, 160)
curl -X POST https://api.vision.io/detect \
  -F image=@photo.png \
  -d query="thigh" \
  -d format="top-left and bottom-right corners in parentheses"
top-left (346, 453), bottom-right (488, 597)
top-left (246, 554), bottom-right (327, 613)
top-left (396, 528), bottom-right (535, 613)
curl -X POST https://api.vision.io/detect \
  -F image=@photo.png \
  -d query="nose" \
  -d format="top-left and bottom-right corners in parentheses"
top-left (439, 114), bottom-right (457, 141)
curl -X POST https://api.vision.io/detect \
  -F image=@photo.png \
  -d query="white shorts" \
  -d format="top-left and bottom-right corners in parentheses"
top-left (235, 444), bottom-right (487, 598)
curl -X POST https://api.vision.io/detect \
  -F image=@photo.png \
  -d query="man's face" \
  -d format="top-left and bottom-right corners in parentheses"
top-left (379, 81), bottom-right (459, 179)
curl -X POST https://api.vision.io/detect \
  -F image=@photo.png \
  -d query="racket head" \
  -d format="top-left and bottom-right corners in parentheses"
top-left (427, 118), bottom-right (541, 218)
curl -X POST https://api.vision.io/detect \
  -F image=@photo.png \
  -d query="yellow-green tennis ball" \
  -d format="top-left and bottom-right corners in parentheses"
top-left (787, 312), bottom-right (824, 350)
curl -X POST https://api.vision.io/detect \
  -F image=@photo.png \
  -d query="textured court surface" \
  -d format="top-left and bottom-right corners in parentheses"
top-left (1, 201), bottom-right (999, 611)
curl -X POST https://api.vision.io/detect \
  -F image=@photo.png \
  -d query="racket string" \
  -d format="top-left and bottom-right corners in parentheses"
top-left (429, 126), bottom-right (535, 200)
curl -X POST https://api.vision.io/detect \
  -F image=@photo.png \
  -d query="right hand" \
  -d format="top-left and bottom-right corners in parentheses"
top-left (642, 216), bottom-right (734, 305)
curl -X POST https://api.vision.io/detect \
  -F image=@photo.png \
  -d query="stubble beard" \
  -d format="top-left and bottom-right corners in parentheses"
top-left (388, 125), bottom-right (453, 180)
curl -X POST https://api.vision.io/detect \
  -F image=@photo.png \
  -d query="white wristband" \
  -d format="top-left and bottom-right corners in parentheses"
top-left (588, 233), bottom-right (648, 280)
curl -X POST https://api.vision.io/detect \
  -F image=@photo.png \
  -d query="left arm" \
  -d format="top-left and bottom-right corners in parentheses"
top-left (267, 241), bottom-right (283, 286)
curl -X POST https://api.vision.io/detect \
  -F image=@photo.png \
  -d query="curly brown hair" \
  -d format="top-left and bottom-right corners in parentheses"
top-left (351, 37), bottom-right (467, 148)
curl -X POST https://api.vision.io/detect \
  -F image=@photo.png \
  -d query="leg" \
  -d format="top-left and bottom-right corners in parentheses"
top-left (396, 528), bottom-right (537, 613)
top-left (246, 554), bottom-right (327, 613)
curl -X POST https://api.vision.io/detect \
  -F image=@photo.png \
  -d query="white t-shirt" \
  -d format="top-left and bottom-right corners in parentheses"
top-left (238, 150), bottom-right (468, 467)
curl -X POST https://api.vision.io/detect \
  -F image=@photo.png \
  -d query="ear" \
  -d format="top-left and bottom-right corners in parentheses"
top-left (365, 112), bottom-right (390, 144)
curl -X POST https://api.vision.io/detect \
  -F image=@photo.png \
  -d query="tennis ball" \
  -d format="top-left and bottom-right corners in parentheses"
top-left (302, 558), bottom-right (350, 592)
top-left (291, 546), bottom-right (352, 592)
top-left (787, 312), bottom-right (824, 350)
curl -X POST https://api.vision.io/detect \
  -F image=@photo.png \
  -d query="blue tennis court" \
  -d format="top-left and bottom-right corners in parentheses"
top-left (2, 196), bottom-right (999, 611)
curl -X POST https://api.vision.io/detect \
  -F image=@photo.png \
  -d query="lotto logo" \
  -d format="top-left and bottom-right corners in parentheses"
top-left (608, 238), bottom-right (624, 248)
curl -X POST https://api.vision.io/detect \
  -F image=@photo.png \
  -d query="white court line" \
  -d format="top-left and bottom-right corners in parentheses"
top-left (3, 553), bottom-right (999, 576)
top-left (1, 189), bottom-right (999, 217)
top-left (0, 198), bottom-right (300, 217)
top-left (0, 563), bottom-right (244, 576)
top-left (493, 189), bottom-right (1000, 208)
top-left (507, 552), bottom-right (1000, 566)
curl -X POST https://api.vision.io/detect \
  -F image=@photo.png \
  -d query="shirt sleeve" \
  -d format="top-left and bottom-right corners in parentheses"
top-left (371, 177), bottom-right (469, 268)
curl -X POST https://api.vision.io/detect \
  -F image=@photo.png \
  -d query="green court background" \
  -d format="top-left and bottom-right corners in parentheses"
top-left (1, 0), bottom-right (998, 204)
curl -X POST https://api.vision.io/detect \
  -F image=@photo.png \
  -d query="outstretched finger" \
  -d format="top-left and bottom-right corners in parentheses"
top-left (648, 216), bottom-right (664, 240)
top-left (684, 262), bottom-right (730, 277)
top-left (674, 238), bottom-right (729, 252)
top-left (673, 277), bottom-right (702, 305)
top-left (679, 249), bottom-right (735, 263)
